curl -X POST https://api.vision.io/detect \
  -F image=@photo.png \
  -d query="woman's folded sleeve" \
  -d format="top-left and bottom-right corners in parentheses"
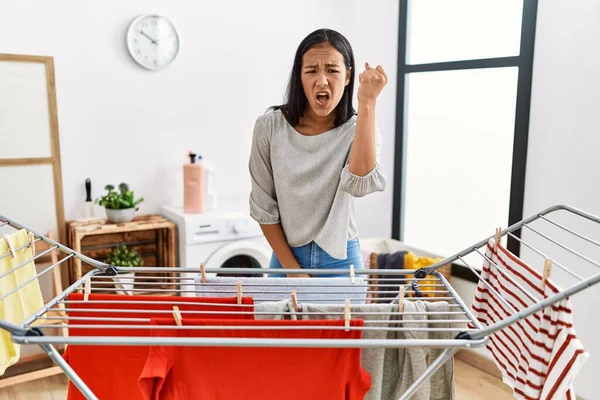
top-left (248, 117), bottom-right (280, 224)
top-left (340, 128), bottom-right (387, 197)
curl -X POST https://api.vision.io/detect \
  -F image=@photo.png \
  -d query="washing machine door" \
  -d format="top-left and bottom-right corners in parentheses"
top-left (205, 240), bottom-right (271, 277)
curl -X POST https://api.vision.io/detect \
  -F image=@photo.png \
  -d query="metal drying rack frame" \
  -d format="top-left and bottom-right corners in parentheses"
top-left (1, 203), bottom-right (599, 400)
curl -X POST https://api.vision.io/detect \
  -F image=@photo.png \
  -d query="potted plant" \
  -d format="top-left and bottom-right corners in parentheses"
top-left (106, 245), bottom-right (143, 294)
top-left (95, 183), bottom-right (144, 223)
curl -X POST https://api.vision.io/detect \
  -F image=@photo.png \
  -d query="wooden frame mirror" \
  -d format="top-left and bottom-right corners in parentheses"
top-left (0, 53), bottom-right (65, 242)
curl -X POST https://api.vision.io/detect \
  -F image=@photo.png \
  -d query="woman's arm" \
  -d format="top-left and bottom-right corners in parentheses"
top-left (248, 116), bottom-right (309, 278)
top-left (260, 223), bottom-right (310, 278)
top-left (348, 62), bottom-right (388, 176)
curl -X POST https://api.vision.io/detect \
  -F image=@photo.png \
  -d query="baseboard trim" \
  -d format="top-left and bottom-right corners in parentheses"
top-left (455, 349), bottom-right (502, 379)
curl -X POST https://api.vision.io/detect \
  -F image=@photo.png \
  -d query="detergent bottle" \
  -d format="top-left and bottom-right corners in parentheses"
top-left (183, 151), bottom-right (204, 213)
top-left (198, 154), bottom-right (217, 212)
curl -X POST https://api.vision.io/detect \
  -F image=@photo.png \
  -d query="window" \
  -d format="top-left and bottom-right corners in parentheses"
top-left (393, 0), bottom-right (538, 275)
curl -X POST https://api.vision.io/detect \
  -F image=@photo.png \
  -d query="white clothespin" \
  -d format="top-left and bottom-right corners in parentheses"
top-left (2, 234), bottom-right (16, 259)
top-left (28, 231), bottom-right (36, 257)
top-left (344, 299), bottom-right (351, 332)
top-left (200, 263), bottom-right (207, 284)
top-left (291, 290), bottom-right (300, 313)
top-left (399, 286), bottom-right (405, 312)
top-left (236, 281), bottom-right (242, 305)
top-left (493, 227), bottom-right (501, 252)
top-left (542, 259), bottom-right (552, 291)
top-left (349, 264), bottom-right (355, 284)
top-left (172, 306), bottom-right (183, 326)
top-left (84, 277), bottom-right (91, 301)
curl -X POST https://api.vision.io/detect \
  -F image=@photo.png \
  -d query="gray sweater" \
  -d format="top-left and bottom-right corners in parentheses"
top-left (248, 109), bottom-right (387, 260)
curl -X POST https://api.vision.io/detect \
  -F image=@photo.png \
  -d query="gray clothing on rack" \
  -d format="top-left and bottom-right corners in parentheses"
top-left (248, 109), bottom-right (387, 260)
top-left (383, 300), bottom-right (455, 400)
top-left (194, 276), bottom-right (367, 304)
top-left (299, 301), bottom-right (455, 400)
top-left (254, 299), bottom-right (297, 320)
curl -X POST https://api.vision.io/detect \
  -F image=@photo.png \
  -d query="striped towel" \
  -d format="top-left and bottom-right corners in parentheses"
top-left (467, 239), bottom-right (589, 400)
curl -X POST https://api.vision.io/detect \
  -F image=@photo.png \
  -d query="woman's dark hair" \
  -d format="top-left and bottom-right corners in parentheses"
top-left (270, 28), bottom-right (356, 127)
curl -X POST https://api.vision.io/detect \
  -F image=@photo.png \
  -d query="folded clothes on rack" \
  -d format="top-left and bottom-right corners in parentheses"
top-left (0, 229), bottom-right (43, 375)
top-left (65, 294), bottom-right (255, 400)
top-left (138, 318), bottom-right (371, 400)
top-left (469, 239), bottom-right (589, 400)
top-left (194, 276), bottom-right (368, 304)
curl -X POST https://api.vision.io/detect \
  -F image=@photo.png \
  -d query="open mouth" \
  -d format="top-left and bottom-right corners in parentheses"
top-left (315, 91), bottom-right (330, 106)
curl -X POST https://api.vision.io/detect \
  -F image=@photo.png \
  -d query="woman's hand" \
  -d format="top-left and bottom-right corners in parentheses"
top-left (357, 62), bottom-right (388, 105)
top-left (287, 273), bottom-right (312, 278)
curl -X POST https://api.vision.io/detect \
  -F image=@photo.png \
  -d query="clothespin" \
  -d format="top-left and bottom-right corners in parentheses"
top-left (399, 286), bottom-right (405, 312)
top-left (542, 259), bottom-right (552, 291)
top-left (291, 290), bottom-right (300, 313)
top-left (349, 264), bottom-right (355, 284)
top-left (236, 281), bottom-right (242, 305)
top-left (2, 234), bottom-right (16, 259)
top-left (493, 227), bottom-right (501, 252)
top-left (344, 299), bottom-right (351, 332)
top-left (172, 306), bottom-right (183, 326)
top-left (200, 263), bottom-right (207, 284)
top-left (28, 231), bottom-right (36, 257)
top-left (83, 277), bottom-right (91, 301)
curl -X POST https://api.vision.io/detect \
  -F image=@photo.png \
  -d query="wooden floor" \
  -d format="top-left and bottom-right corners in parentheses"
top-left (0, 359), bottom-right (513, 399)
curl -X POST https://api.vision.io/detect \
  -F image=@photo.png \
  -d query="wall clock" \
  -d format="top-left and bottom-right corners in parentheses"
top-left (126, 14), bottom-right (180, 71)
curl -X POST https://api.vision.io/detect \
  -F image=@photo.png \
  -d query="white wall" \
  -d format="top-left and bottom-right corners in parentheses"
top-left (451, 1), bottom-right (600, 398)
top-left (521, 1), bottom-right (600, 398)
top-left (0, 0), bottom-right (397, 240)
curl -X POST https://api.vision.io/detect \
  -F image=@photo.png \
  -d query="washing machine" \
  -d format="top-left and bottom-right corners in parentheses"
top-left (160, 206), bottom-right (272, 296)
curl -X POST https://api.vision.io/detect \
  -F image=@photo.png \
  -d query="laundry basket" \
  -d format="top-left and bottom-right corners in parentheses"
top-left (359, 238), bottom-right (452, 299)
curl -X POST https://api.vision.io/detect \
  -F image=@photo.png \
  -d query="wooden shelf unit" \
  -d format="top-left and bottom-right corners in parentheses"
top-left (65, 214), bottom-right (178, 295)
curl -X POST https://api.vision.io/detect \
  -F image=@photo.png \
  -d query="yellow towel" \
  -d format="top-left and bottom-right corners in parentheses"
top-left (0, 229), bottom-right (44, 375)
top-left (404, 252), bottom-right (442, 298)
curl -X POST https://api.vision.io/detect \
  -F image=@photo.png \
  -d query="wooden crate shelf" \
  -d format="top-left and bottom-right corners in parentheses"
top-left (65, 214), bottom-right (178, 295)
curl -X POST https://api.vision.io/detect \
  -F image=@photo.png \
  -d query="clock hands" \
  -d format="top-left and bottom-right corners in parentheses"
top-left (140, 30), bottom-right (157, 45)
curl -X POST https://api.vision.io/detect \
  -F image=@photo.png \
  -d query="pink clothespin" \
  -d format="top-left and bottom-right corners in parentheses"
top-left (28, 231), bottom-right (36, 257)
top-left (399, 286), bottom-right (405, 312)
top-left (542, 259), bottom-right (552, 291)
top-left (172, 306), bottom-right (183, 326)
top-left (84, 277), bottom-right (91, 301)
top-left (2, 234), bottom-right (16, 259)
top-left (291, 290), bottom-right (299, 313)
top-left (237, 281), bottom-right (242, 305)
top-left (200, 263), bottom-right (207, 284)
top-left (493, 228), bottom-right (501, 253)
top-left (344, 299), bottom-right (351, 332)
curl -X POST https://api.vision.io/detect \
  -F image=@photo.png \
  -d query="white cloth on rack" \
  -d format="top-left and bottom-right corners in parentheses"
top-left (0, 229), bottom-right (44, 375)
top-left (468, 239), bottom-right (589, 400)
top-left (194, 276), bottom-right (367, 304)
top-left (298, 301), bottom-right (455, 400)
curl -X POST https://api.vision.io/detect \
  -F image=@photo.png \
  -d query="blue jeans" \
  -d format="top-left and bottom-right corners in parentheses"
top-left (269, 238), bottom-right (364, 277)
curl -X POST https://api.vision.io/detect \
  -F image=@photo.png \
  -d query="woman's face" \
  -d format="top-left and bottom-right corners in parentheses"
top-left (301, 42), bottom-right (351, 119)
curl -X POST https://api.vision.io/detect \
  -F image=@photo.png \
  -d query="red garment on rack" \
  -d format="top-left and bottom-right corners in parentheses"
top-left (467, 240), bottom-right (589, 400)
top-left (138, 318), bottom-right (371, 400)
top-left (64, 294), bottom-right (254, 400)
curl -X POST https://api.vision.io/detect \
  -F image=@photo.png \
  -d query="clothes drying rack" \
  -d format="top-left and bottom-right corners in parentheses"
top-left (1, 203), bottom-right (600, 400)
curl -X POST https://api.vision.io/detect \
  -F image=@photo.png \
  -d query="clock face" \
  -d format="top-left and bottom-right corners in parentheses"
top-left (126, 15), bottom-right (179, 70)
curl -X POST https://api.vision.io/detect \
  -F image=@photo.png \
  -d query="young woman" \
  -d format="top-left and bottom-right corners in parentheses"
top-left (249, 28), bottom-right (387, 277)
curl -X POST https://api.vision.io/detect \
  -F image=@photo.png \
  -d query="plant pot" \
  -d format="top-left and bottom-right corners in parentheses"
top-left (105, 207), bottom-right (136, 223)
top-left (114, 271), bottom-right (135, 295)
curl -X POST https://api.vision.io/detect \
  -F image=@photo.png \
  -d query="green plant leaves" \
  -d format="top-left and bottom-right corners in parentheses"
top-left (106, 245), bottom-right (143, 267)
top-left (95, 182), bottom-right (144, 210)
